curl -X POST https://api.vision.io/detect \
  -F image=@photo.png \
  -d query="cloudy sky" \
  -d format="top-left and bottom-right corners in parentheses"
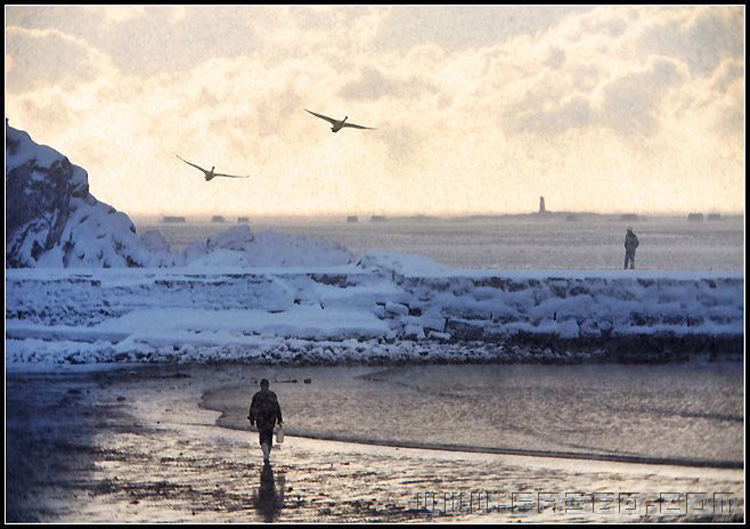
top-left (5, 5), bottom-right (745, 217)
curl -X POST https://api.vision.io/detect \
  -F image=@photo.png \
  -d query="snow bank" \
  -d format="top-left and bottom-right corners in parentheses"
top-left (6, 255), bottom-right (743, 367)
top-left (357, 252), bottom-right (451, 277)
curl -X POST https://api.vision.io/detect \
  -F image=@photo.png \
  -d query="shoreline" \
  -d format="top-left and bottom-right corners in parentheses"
top-left (6, 334), bottom-right (744, 370)
top-left (6, 364), bottom-right (745, 522)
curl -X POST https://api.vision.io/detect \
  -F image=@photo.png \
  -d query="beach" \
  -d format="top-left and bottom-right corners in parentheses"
top-left (6, 363), bottom-right (744, 523)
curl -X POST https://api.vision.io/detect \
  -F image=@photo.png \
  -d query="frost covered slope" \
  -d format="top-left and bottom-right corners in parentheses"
top-left (5, 123), bottom-right (168, 268)
top-left (6, 254), bottom-right (744, 366)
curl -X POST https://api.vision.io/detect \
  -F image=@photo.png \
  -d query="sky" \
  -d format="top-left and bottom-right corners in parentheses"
top-left (4, 5), bottom-right (746, 217)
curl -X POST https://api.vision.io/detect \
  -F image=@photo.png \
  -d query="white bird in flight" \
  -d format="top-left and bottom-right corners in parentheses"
top-left (305, 109), bottom-right (376, 133)
top-left (175, 155), bottom-right (251, 181)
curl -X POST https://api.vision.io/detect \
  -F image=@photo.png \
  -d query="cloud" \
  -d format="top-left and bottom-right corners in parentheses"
top-left (496, 6), bottom-right (743, 140)
top-left (6, 6), bottom-right (263, 78)
top-left (375, 124), bottom-right (425, 168)
top-left (87, 6), bottom-right (147, 25)
top-left (339, 67), bottom-right (401, 100)
top-left (506, 56), bottom-right (687, 138)
top-left (4, 6), bottom-right (745, 216)
top-left (598, 57), bottom-right (686, 136)
top-left (339, 66), bottom-right (436, 101)
top-left (704, 58), bottom-right (745, 142)
top-left (545, 47), bottom-right (566, 69)
top-left (514, 95), bottom-right (593, 135)
top-left (375, 6), bottom-right (594, 50)
top-left (638, 6), bottom-right (744, 77)
top-left (5, 26), bottom-right (115, 92)
top-left (712, 58), bottom-right (744, 93)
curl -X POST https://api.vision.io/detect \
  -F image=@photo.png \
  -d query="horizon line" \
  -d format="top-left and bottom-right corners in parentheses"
top-left (128, 210), bottom-right (746, 220)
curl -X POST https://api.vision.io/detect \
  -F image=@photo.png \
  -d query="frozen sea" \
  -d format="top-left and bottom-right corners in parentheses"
top-left (134, 215), bottom-right (745, 271)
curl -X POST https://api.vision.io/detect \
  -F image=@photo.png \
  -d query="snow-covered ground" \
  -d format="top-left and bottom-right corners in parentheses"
top-left (6, 252), bottom-right (743, 367)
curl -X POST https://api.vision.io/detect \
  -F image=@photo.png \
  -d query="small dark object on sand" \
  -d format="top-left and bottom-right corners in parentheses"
top-left (304, 378), bottom-right (312, 384)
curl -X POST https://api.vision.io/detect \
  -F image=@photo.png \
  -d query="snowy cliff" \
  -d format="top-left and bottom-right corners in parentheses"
top-left (5, 123), bottom-right (167, 268)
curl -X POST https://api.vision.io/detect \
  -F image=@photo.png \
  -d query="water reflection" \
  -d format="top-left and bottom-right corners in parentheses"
top-left (253, 461), bottom-right (284, 522)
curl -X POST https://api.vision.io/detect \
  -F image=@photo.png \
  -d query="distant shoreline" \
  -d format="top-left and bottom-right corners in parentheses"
top-left (130, 212), bottom-right (745, 225)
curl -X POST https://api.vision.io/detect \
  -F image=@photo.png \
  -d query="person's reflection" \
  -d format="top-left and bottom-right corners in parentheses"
top-left (253, 461), bottom-right (284, 522)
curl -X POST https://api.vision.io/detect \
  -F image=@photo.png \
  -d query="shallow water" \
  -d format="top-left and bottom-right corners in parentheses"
top-left (6, 365), bottom-right (744, 522)
top-left (204, 362), bottom-right (744, 467)
top-left (134, 215), bottom-right (745, 270)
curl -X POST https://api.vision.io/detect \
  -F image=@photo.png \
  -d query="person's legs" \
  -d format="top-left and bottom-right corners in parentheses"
top-left (259, 428), bottom-right (274, 461)
top-left (625, 252), bottom-right (635, 269)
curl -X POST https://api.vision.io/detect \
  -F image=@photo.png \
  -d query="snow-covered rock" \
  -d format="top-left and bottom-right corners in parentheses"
top-left (357, 251), bottom-right (451, 277)
top-left (6, 123), bottom-right (165, 268)
top-left (141, 230), bottom-right (171, 254)
top-left (385, 301), bottom-right (410, 317)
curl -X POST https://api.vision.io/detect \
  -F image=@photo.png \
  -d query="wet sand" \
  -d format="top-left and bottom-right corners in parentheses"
top-left (6, 364), bottom-right (744, 523)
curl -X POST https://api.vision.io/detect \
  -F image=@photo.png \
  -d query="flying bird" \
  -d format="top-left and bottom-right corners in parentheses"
top-left (175, 155), bottom-right (251, 181)
top-left (305, 109), bottom-right (375, 133)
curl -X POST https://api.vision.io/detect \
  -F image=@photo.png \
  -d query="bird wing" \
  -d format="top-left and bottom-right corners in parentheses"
top-left (213, 172), bottom-right (252, 179)
top-left (341, 122), bottom-right (376, 130)
top-left (305, 109), bottom-right (338, 125)
top-left (176, 155), bottom-right (208, 173)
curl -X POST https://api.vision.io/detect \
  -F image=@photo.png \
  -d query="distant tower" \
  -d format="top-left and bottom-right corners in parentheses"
top-left (539, 196), bottom-right (546, 214)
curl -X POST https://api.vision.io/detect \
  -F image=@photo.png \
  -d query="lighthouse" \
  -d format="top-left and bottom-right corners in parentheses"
top-left (539, 196), bottom-right (546, 214)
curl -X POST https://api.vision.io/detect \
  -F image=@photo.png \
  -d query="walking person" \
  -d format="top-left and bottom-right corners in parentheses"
top-left (248, 379), bottom-right (283, 462)
top-left (624, 227), bottom-right (639, 269)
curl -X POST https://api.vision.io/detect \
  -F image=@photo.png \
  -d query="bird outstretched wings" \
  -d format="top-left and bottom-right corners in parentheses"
top-left (212, 171), bottom-right (251, 179)
top-left (305, 109), bottom-right (376, 130)
top-left (341, 122), bottom-right (375, 130)
top-left (305, 109), bottom-right (338, 125)
top-left (175, 155), bottom-right (251, 179)
top-left (176, 154), bottom-right (206, 172)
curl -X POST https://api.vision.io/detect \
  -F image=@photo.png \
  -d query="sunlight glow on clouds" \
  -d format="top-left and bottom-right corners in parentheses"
top-left (5, 5), bottom-right (745, 217)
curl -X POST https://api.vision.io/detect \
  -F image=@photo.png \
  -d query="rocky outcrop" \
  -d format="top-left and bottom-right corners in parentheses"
top-left (5, 124), bottom-right (166, 268)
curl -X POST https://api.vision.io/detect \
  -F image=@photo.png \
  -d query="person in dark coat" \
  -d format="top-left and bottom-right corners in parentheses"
top-left (624, 227), bottom-right (639, 269)
top-left (248, 379), bottom-right (283, 462)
